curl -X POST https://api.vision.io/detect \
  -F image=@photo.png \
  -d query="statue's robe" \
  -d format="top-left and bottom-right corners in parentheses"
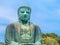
top-left (5, 22), bottom-right (42, 45)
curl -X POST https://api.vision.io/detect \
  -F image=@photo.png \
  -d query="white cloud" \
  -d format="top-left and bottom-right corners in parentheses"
top-left (0, 7), bottom-right (18, 22)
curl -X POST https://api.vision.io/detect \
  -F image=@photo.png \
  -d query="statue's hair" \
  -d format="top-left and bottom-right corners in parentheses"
top-left (18, 6), bottom-right (31, 15)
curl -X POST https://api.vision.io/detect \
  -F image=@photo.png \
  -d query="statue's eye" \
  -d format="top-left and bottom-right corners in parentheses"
top-left (21, 11), bottom-right (24, 13)
top-left (26, 12), bottom-right (30, 14)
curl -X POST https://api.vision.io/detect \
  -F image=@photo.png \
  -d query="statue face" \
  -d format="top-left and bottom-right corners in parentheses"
top-left (18, 7), bottom-right (31, 21)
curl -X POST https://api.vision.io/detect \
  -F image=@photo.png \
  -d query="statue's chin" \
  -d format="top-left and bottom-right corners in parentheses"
top-left (21, 19), bottom-right (29, 22)
top-left (19, 17), bottom-right (29, 21)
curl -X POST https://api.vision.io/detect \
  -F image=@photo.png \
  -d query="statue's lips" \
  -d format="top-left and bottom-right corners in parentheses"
top-left (22, 16), bottom-right (28, 19)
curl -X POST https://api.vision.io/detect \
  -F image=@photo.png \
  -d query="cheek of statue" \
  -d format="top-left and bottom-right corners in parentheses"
top-left (19, 12), bottom-right (30, 21)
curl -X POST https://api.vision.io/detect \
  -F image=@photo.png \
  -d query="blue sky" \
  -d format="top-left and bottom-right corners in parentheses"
top-left (0, 0), bottom-right (60, 42)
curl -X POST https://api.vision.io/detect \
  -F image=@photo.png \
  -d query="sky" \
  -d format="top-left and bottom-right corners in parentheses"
top-left (0, 0), bottom-right (60, 42)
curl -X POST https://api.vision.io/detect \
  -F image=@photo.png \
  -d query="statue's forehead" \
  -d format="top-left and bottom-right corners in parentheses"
top-left (19, 8), bottom-right (30, 11)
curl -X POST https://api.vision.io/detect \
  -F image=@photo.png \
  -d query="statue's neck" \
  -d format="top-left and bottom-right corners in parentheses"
top-left (19, 20), bottom-right (29, 25)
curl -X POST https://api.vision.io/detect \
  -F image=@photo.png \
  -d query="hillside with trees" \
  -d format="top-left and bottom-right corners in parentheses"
top-left (42, 33), bottom-right (60, 45)
top-left (0, 33), bottom-right (60, 45)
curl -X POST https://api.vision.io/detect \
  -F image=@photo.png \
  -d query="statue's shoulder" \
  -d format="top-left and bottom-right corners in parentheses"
top-left (7, 21), bottom-right (19, 27)
top-left (12, 21), bottom-right (20, 25)
top-left (30, 22), bottom-right (39, 27)
top-left (30, 22), bottom-right (35, 26)
top-left (30, 22), bottom-right (41, 32)
top-left (30, 22), bottom-right (40, 28)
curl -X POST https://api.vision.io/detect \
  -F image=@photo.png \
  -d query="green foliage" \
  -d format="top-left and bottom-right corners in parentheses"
top-left (42, 33), bottom-right (60, 45)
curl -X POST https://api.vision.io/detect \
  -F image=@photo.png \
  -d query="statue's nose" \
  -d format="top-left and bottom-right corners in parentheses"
top-left (24, 11), bottom-right (26, 14)
top-left (24, 14), bottom-right (27, 17)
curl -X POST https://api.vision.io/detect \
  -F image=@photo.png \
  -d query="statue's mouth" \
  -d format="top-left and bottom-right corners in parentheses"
top-left (24, 15), bottom-right (27, 18)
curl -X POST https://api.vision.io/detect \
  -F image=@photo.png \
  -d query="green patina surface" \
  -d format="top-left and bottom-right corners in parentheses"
top-left (5, 6), bottom-right (42, 45)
